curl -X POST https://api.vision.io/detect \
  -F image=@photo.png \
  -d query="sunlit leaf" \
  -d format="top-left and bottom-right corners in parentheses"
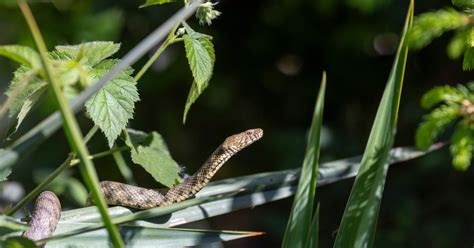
top-left (282, 73), bottom-right (326, 248)
top-left (0, 45), bottom-right (41, 69)
top-left (85, 60), bottom-right (139, 148)
top-left (334, 2), bottom-right (413, 247)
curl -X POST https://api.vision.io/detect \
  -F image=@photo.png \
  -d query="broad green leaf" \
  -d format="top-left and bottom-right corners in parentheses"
top-left (0, 45), bottom-right (41, 69)
top-left (85, 60), bottom-right (139, 148)
top-left (334, 2), bottom-right (413, 247)
top-left (54, 41), bottom-right (120, 67)
top-left (139, 0), bottom-right (175, 8)
top-left (282, 72), bottom-right (326, 248)
top-left (183, 33), bottom-right (215, 91)
top-left (182, 36), bottom-right (214, 123)
top-left (126, 131), bottom-right (181, 188)
top-left (47, 223), bottom-right (261, 248)
top-left (5, 66), bottom-right (47, 130)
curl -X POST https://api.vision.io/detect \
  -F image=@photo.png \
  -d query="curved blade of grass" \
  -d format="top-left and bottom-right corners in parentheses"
top-left (56, 144), bottom-right (440, 227)
top-left (333, 2), bottom-right (414, 247)
top-left (47, 223), bottom-right (262, 248)
top-left (282, 72), bottom-right (326, 248)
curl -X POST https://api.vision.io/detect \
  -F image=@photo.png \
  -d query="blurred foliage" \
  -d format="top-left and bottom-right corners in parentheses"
top-left (416, 83), bottom-right (474, 170)
top-left (0, 0), bottom-right (473, 247)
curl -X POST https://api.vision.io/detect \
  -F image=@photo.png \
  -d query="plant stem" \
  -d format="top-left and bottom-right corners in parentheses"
top-left (133, 24), bottom-right (180, 81)
top-left (112, 148), bottom-right (137, 185)
top-left (4, 155), bottom-right (73, 216)
top-left (17, 1), bottom-right (124, 247)
top-left (70, 146), bottom-right (130, 166)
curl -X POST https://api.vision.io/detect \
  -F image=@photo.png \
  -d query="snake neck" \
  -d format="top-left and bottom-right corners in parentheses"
top-left (163, 146), bottom-right (233, 204)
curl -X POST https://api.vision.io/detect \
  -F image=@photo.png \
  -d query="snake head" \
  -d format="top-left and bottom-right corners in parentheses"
top-left (222, 128), bottom-right (263, 152)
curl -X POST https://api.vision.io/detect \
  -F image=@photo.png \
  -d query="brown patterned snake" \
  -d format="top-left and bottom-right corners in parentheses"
top-left (23, 128), bottom-right (263, 243)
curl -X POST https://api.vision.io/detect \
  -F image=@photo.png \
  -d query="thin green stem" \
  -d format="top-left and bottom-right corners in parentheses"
top-left (18, 1), bottom-right (124, 247)
top-left (70, 146), bottom-right (130, 166)
top-left (112, 148), bottom-right (137, 185)
top-left (83, 125), bottom-right (99, 144)
top-left (133, 24), bottom-right (180, 81)
top-left (4, 155), bottom-right (73, 216)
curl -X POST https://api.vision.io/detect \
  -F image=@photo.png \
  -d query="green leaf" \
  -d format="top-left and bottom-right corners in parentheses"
top-left (47, 223), bottom-right (261, 247)
top-left (0, 215), bottom-right (29, 235)
top-left (85, 60), bottom-right (139, 148)
top-left (183, 33), bottom-right (215, 91)
top-left (139, 0), bottom-right (175, 8)
top-left (57, 145), bottom-right (439, 236)
top-left (421, 85), bottom-right (466, 109)
top-left (408, 8), bottom-right (468, 50)
top-left (54, 41), bottom-right (120, 66)
top-left (182, 36), bottom-right (214, 123)
top-left (183, 80), bottom-right (208, 124)
top-left (126, 131), bottom-right (181, 188)
top-left (5, 66), bottom-right (47, 131)
top-left (282, 72), bottom-right (326, 248)
top-left (305, 203), bottom-right (320, 248)
top-left (333, 2), bottom-right (413, 247)
top-left (450, 120), bottom-right (473, 170)
top-left (415, 105), bottom-right (459, 150)
top-left (0, 45), bottom-right (41, 69)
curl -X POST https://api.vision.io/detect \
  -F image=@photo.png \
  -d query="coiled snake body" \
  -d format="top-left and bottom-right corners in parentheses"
top-left (23, 128), bottom-right (263, 243)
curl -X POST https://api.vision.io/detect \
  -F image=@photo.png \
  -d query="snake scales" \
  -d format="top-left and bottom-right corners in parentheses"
top-left (22, 128), bottom-right (263, 244)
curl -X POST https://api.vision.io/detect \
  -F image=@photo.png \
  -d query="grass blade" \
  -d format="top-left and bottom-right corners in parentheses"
top-left (282, 72), bottom-right (326, 247)
top-left (306, 203), bottom-right (320, 248)
top-left (48, 223), bottom-right (263, 248)
top-left (333, 2), bottom-right (414, 247)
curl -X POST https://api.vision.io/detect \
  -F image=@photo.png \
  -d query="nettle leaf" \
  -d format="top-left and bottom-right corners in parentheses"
top-left (139, 0), bottom-right (175, 8)
top-left (183, 33), bottom-right (215, 90)
top-left (6, 66), bottom-right (47, 130)
top-left (55, 41), bottom-right (120, 66)
top-left (0, 149), bottom-right (12, 181)
top-left (0, 45), bottom-right (41, 69)
top-left (182, 32), bottom-right (215, 123)
top-left (85, 60), bottom-right (139, 148)
top-left (125, 131), bottom-right (181, 188)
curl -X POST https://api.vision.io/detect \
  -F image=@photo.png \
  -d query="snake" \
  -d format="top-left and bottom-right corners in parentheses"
top-left (22, 128), bottom-right (263, 243)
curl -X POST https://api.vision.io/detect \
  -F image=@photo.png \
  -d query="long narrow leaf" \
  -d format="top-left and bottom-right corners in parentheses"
top-left (306, 203), bottom-right (320, 248)
top-left (282, 72), bottom-right (326, 247)
top-left (57, 145), bottom-right (439, 227)
top-left (333, 2), bottom-right (414, 247)
top-left (47, 223), bottom-right (262, 248)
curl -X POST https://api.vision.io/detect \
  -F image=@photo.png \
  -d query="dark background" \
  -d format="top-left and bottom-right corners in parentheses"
top-left (0, 0), bottom-right (473, 247)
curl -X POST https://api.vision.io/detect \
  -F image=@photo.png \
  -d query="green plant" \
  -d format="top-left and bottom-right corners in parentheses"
top-left (416, 83), bottom-right (474, 170)
top-left (407, 1), bottom-right (474, 69)
top-left (0, 0), bottom-right (442, 247)
top-left (408, 0), bottom-right (474, 170)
